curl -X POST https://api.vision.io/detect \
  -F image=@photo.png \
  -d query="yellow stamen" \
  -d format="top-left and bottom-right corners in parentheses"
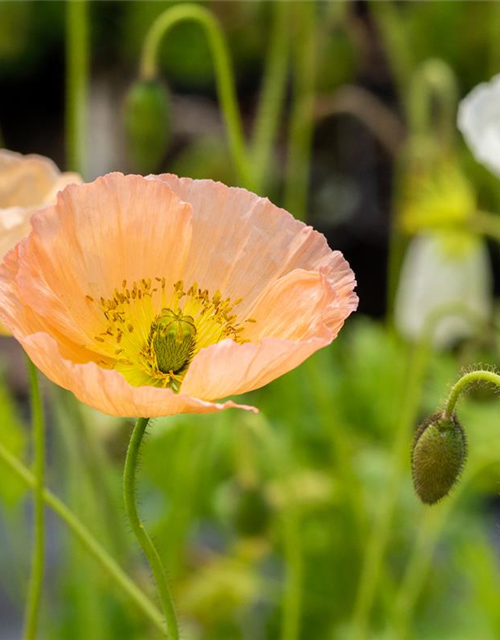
top-left (86, 278), bottom-right (252, 391)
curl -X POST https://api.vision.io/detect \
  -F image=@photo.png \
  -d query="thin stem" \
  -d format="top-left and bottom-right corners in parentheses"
top-left (314, 86), bottom-right (407, 158)
top-left (281, 499), bottom-right (302, 640)
top-left (369, 1), bottom-right (413, 101)
top-left (23, 360), bottom-right (45, 640)
top-left (124, 418), bottom-right (178, 639)
top-left (56, 389), bottom-right (128, 560)
top-left (65, 0), bottom-right (89, 175)
top-left (284, 1), bottom-right (316, 220)
top-left (407, 59), bottom-right (458, 148)
top-left (251, 0), bottom-right (290, 191)
top-left (248, 416), bottom-right (303, 640)
top-left (392, 457), bottom-right (499, 639)
top-left (444, 370), bottom-right (500, 419)
top-left (0, 440), bottom-right (165, 634)
top-left (140, 3), bottom-right (252, 189)
top-left (350, 302), bottom-right (482, 640)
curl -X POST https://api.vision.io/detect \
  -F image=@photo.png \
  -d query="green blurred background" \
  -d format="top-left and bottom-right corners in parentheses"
top-left (1, 2), bottom-right (500, 639)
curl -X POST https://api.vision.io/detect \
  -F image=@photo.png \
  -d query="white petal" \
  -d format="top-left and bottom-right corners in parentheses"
top-left (458, 74), bottom-right (500, 177)
top-left (395, 233), bottom-right (492, 348)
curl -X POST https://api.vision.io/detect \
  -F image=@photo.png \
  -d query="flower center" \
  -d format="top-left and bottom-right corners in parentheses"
top-left (86, 279), bottom-right (254, 391)
top-left (149, 309), bottom-right (197, 375)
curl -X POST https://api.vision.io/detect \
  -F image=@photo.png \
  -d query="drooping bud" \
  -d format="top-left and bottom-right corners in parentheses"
top-left (411, 411), bottom-right (467, 505)
top-left (124, 79), bottom-right (170, 173)
top-left (150, 309), bottom-right (196, 375)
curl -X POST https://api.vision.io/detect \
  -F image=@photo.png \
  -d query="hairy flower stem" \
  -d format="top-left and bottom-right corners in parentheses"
top-left (0, 440), bottom-right (165, 634)
top-left (124, 418), bottom-right (179, 639)
top-left (444, 370), bottom-right (500, 419)
top-left (140, 3), bottom-right (253, 190)
top-left (23, 360), bottom-right (45, 640)
top-left (65, 0), bottom-right (89, 175)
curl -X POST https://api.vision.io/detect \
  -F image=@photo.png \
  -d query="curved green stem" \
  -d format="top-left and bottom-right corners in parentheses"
top-left (65, 0), bottom-right (89, 175)
top-left (140, 3), bottom-right (252, 189)
top-left (444, 370), bottom-right (500, 419)
top-left (251, 1), bottom-right (290, 191)
top-left (23, 360), bottom-right (45, 640)
top-left (350, 302), bottom-right (484, 640)
top-left (0, 440), bottom-right (165, 634)
top-left (284, 1), bottom-right (317, 220)
top-left (124, 418), bottom-right (178, 639)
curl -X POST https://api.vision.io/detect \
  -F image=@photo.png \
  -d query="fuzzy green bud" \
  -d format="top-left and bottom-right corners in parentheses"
top-left (411, 411), bottom-right (467, 505)
top-left (124, 79), bottom-right (170, 173)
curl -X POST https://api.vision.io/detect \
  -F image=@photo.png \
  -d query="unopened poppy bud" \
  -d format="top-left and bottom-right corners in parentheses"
top-left (411, 411), bottom-right (467, 505)
top-left (124, 79), bottom-right (170, 173)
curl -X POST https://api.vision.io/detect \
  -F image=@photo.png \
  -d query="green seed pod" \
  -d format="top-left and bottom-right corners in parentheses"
top-left (150, 309), bottom-right (196, 375)
top-left (411, 411), bottom-right (467, 505)
top-left (124, 79), bottom-right (170, 173)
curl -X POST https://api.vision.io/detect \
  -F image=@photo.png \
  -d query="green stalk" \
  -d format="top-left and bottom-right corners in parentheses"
top-left (65, 0), bottom-right (89, 175)
top-left (0, 440), bottom-right (165, 634)
top-left (281, 498), bottom-right (302, 640)
top-left (249, 416), bottom-right (303, 640)
top-left (123, 418), bottom-right (178, 639)
top-left (251, 0), bottom-right (290, 192)
top-left (140, 3), bottom-right (252, 189)
top-left (407, 59), bottom-right (458, 149)
top-left (23, 360), bottom-right (45, 640)
top-left (444, 370), bottom-right (500, 419)
top-left (284, 1), bottom-right (316, 220)
top-left (350, 303), bottom-right (484, 640)
top-left (369, 1), bottom-right (413, 100)
top-left (56, 389), bottom-right (128, 560)
top-left (392, 458), bottom-right (499, 639)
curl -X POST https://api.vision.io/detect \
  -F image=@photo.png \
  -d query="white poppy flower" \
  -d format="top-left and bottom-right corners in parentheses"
top-left (395, 232), bottom-right (492, 348)
top-left (458, 74), bottom-right (500, 177)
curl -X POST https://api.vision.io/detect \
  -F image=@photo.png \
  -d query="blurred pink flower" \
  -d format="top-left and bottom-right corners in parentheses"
top-left (0, 149), bottom-right (80, 334)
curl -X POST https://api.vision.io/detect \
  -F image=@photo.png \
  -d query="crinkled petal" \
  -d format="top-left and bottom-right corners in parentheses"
top-left (14, 173), bottom-right (193, 346)
top-left (182, 332), bottom-right (331, 399)
top-left (153, 174), bottom-right (358, 318)
top-left (21, 332), bottom-right (256, 417)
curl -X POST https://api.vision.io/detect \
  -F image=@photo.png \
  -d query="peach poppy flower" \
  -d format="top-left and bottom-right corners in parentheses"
top-left (0, 173), bottom-right (357, 417)
top-left (0, 149), bottom-right (80, 334)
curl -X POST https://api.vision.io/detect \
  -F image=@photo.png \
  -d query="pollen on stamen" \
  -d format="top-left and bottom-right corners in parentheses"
top-left (90, 277), bottom-right (256, 391)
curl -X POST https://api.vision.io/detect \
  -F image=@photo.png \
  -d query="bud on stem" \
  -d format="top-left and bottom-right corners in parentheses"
top-left (412, 368), bottom-right (500, 504)
top-left (412, 411), bottom-right (467, 505)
